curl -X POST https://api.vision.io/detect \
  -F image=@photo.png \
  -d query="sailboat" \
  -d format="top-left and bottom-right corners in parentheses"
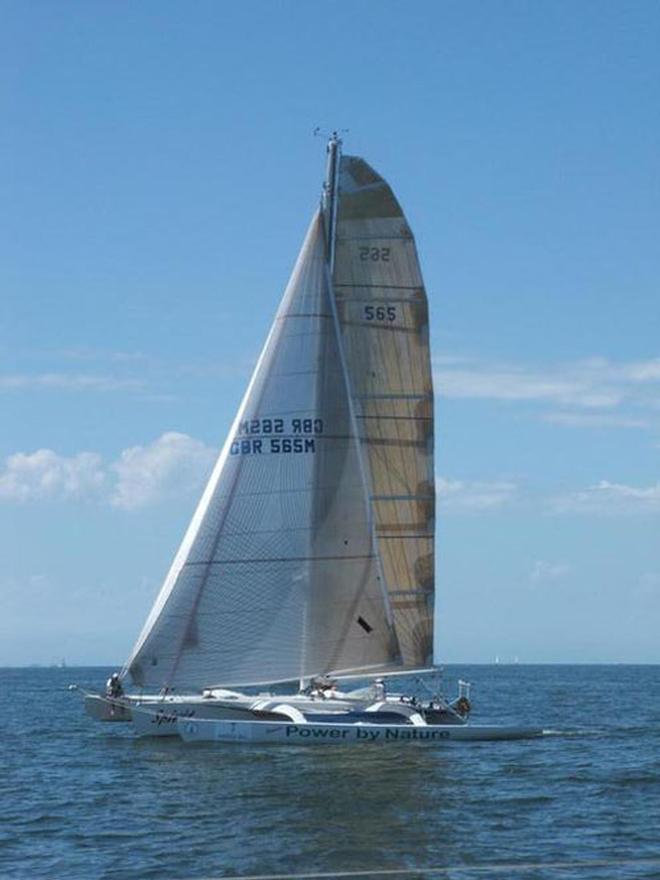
top-left (76, 135), bottom-right (542, 744)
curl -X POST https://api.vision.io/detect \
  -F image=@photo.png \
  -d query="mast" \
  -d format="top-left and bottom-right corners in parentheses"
top-left (322, 132), bottom-right (342, 272)
top-left (319, 135), bottom-right (399, 650)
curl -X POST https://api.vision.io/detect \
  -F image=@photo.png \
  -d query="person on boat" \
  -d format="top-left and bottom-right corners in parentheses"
top-left (308, 675), bottom-right (337, 698)
top-left (372, 678), bottom-right (386, 702)
top-left (321, 680), bottom-right (338, 699)
top-left (106, 673), bottom-right (124, 699)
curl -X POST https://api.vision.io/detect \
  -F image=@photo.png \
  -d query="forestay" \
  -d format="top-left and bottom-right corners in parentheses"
top-left (332, 155), bottom-right (435, 669)
top-left (123, 212), bottom-right (400, 691)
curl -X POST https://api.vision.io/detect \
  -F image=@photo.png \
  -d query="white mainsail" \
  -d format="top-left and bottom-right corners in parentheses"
top-left (122, 141), bottom-right (434, 692)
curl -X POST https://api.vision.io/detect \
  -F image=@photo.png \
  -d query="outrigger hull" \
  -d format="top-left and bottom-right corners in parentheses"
top-left (176, 717), bottom-right (545, 745)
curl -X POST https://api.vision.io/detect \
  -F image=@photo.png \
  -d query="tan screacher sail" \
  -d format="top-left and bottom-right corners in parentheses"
top-left (122, 135), bottom-right (435, 692)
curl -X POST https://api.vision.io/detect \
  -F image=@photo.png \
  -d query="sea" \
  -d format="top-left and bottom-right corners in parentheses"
top-left (1, 664), bottom-right (659, 880)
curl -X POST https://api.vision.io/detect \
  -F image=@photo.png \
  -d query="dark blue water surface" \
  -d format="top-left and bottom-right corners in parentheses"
top-left (1, 665), bottom-right (659, 880)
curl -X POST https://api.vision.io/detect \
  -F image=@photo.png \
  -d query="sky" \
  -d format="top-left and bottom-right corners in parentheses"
top-left (1, 1), bottom-right (659, 667)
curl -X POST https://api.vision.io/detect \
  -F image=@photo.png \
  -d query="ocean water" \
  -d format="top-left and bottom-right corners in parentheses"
top-left (1, 665), bottom-right (659, 880)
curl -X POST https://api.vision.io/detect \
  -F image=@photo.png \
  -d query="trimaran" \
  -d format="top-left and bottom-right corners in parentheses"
top-left (73, 135), bottom-right (542, 744)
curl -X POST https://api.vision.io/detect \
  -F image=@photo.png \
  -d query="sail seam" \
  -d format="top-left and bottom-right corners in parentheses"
top-left (378, 534), bottom-right (431, 539)
top-left (336, 234), bottom-right (412, 241)
top-left (334, 296), bottom-right (422, 303)
top-left (358, 393), bottom-right (427, 400)
top-left (340, 323), bottom-right (421, 336)
top-left (277, 312), bottom-right (332, 320)
top-left (334, 283), bottom-right (421, 290)
top-left (340, 181), bottom-right (389, 196)
top-left (371, 494), bottom-right (433, 501)
top-left (264, 371), bottom-right (324, 379)
top-left (389, 589), bottom-right (433, 596)
top-left (358, 414), bottom-right (431, 421)
top-left (183, 554), bottom-right (376, 565)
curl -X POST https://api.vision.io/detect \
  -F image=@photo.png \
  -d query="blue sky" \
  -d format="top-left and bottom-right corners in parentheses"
top-left (1, 1), bottom-right (659, 666)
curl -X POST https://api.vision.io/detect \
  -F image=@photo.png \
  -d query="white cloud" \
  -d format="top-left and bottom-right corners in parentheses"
top-left (638, 572), bottom-right (660, 597)
top-left (552, 480), bottom-right (660, 515)
top-left (542, 412), bottom-right (650, 429)
top-left (55, 347), bottom-right (149, 364)
top-left (432, 354), bottom-right (475, 367)
top-left (0, 433), bottom-right (216, 509)
top-left (437, 477), bottom-right (518, 511)
top-left (619, 359), bottom-right (660, 382)
top-left (530, 560), bottom-right (571, 584)
top-left (111, 432), bottom-right (215, 510)
top-left (2, 430), bottom-right (657, 524)
top-left (433, 355), bottom-right (660, 412)
top-left (0, 449), bottom-right (105, 502)
top-left (435, 366), bottom-right (615, 407)
top-left (0, 373), bottom-right (145, 392)
top-left (2, 443), bottom-right (516, 514)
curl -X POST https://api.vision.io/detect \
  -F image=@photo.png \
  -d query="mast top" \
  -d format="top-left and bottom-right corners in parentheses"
top-left (319, 130), bottom-right (343, 201)
top-left (312, 126), bottom-right (347, 146)
top-left (321, 132), bottom-right (342, 271)
top-left (327, 130), bottom-right (342, 152)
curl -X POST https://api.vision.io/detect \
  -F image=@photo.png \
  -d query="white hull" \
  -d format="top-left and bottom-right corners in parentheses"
top-left (84, 687), bottom-right (352, 726)
top-left (129, 692), bottom-right (458, 737)
top-left (129, 699), bottom-right (282, 736)
top-left (176, 716), bottom-right (544, 745)
top-left (84, 693), bottom-right (134, 722)
top-left (81, 691), bottom-right (230, 723)
top-left (82, 692), bottom-right (261, 724)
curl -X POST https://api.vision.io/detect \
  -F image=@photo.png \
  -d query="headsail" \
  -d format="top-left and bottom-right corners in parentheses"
top-left (123, 211), bottom-right (400, 691)
top-left (331, 154), bottom-right (435, 669)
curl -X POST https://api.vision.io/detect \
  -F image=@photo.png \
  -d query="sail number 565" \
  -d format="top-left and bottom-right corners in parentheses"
top-left (364, 305), bottom-right (397, 322)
